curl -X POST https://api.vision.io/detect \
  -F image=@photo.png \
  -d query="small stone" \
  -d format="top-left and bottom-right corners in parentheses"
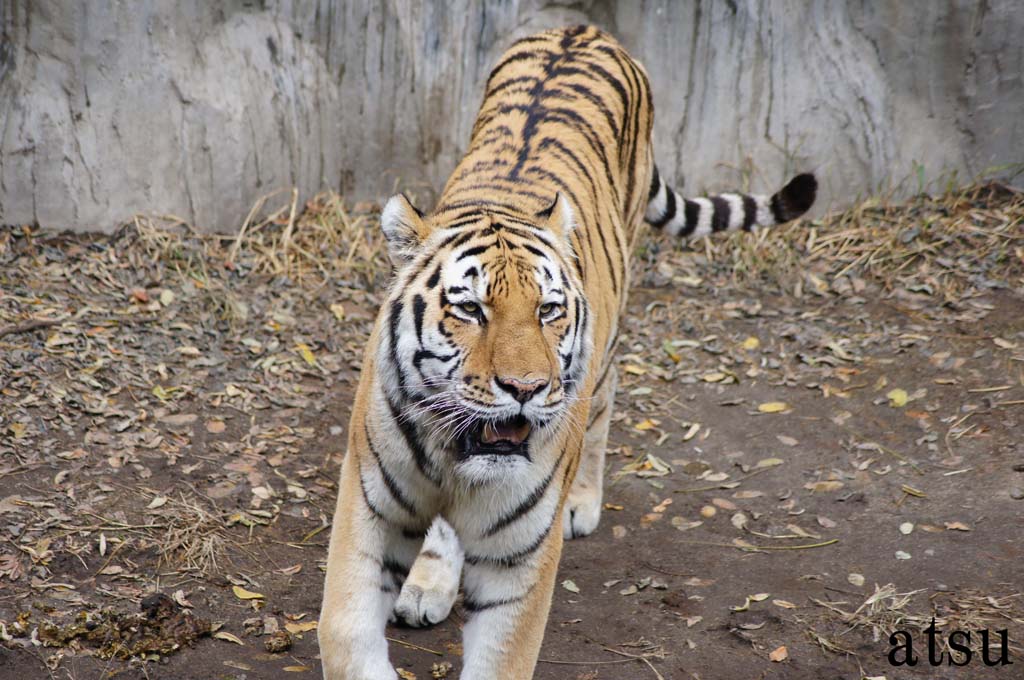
top-left (264, 630), bottom-right (292, 653)
top-left (895, 550), bottom-right (912, 560)
top-left (1010, 487), bottom-right (1024, 500)
top-left (1012, 464), bottom-right (1024, 473)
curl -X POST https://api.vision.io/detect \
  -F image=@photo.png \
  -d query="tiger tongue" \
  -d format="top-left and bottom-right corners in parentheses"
top-left (481, 420), bottom-right (532, 445)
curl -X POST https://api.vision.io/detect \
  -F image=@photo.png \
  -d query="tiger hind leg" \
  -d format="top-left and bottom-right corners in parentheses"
top-left (392, 516), bottom-right (463, 627)
top-left (563, 366), bottom-right (617, 539)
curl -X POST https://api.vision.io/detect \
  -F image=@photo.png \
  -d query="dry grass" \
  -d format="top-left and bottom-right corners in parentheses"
top-left (129, 190), bottom-right (390, 295)
top-left (642, 182), bottom-right (1024, 298)
top-left (812, 584), bottom-right (1024, 662)
top-left (152, 492), bottom-right (230, 576)
top-left (117, 182), bottom-right (1022, 307)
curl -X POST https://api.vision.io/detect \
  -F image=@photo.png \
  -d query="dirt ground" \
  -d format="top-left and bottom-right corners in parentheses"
top-left (2, 185), bottom-right (1022, 679)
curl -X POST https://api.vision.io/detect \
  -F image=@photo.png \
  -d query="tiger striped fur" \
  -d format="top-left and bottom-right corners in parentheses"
top-left (320, 25), bottom-right (816, 680)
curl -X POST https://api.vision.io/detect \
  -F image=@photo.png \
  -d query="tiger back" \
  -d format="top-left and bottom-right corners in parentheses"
top-left (320, 25), bottom-right (816, 680)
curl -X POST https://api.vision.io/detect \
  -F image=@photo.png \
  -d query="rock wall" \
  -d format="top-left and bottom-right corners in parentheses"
top-left (1, 0), bottom-right (1021, 233)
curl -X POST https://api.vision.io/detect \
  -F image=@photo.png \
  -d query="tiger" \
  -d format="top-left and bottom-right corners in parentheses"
top-left (320, 25), bottom-right (816, 680)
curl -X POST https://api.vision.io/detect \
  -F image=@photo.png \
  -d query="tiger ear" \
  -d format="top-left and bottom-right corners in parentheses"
top-left (381, 193), bottom-right (430, 266)
top-left (537, 193), bottom-right (576, 240)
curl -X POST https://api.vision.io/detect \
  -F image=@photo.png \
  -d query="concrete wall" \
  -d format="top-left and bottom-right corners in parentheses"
top-left (1, 0), bottom-right (1021, 233)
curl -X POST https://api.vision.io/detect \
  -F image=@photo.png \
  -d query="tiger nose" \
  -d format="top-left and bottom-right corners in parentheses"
top-left (495, 376), bottom-right (548, 403)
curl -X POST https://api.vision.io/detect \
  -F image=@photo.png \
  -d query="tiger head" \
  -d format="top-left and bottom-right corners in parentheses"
top-left (376, 194), bottom-right (591, 478)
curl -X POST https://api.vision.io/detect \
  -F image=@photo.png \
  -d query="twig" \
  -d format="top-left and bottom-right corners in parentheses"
top-left (600, 646), bottom-right (666, 680)
top-left (640, 561), bottom-right (693, 577)
top-left (674, 538), bottom-right (839, 552)
top-left (386, 637), bottom-right (443, 656)
top-left (0, 318), bottom-right (61, 339)
top-left (673, 465), bottom-right (773, 494)
top-left (539, 657), bottom-right (639, 667)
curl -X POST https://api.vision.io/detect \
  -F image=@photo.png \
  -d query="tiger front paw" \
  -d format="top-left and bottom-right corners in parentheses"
top-left (562, 490), bottom-right (602, 539)
top-left (393, 567), bottom-right (459, 627)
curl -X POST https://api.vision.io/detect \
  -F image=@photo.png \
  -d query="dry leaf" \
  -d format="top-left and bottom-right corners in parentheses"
top-left (754, 457), bottom-right (785, 469)
top-left (232, 585), bottom-right (265, 600)
top-left (295, 342), bottom-right (317, 366)
top-left (561, 579), bottom-right (580, 594)
top-left (285, 621), bottom-right (318, 634)
top-left (147, 496), bottom-right (168, 509)
top-left (206, 419), bottom-right (226, 434)
top-left (769, 645), bottom-right (788, 662)
top-left (214, 631), bottom-right (245, 645)
top-left (804, 480), bottom-right (844, 493)
top-left (757, 401), bottom-right (789, 413)
top-left (887, 388), bottom-right (908, 407)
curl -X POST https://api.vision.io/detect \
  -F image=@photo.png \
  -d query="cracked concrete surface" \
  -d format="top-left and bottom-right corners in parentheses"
top-left (0, 0), bottom-right (1021, 232)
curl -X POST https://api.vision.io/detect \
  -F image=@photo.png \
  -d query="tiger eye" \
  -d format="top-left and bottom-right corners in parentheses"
top-left (458, 302), bottom-right (480, 315)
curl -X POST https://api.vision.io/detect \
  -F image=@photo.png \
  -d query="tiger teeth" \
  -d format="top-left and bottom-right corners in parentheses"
top-left (481, 422), bottom-right (499, 444)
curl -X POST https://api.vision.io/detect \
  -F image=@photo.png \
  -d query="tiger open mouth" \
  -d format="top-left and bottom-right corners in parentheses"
top-left (458, 414), bottom-right (533, 458)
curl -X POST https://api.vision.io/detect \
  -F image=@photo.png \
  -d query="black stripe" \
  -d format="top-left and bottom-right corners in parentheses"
top-left (563, 82), bottom-right (619, 138)
top-left (464, 520), bottom-right (553, 568)
top-left (710, 196), bottom-right (731, 232)
top-left (412, 294), bottom-right (427, 344)
top-left (521, 243), bottom-right (549, 259)
top-left (463, 593), bottom-right (527, 613)
top-left (365, 422), bottom-right (418, 517)
top-left (483, 449), bottom-right (566, 537)
top-left (650, 186), bottom-right (675, 229)
top-left (538, 137), bottom-right (597, 195)
top-left (426, 264), bottom-right (442, 289)
top-left (388, 300), bottom-right (408, 394)
top-left (382, 557), bottom-right (409, 579)
top-left (523, 166), bottom-right (582, 210)
top-left (448, 181), bottom-right (550, 205)
top-left (456, 244), bottom-right (492, 261)
top-left (681, 199), bottom-right (700, 237)
top-left (552, 61), bottom-right (628, 118)
top-left (387, 395), bottom-right (441, 485)
top-left (358, 468), bottom-right (388, 523)
top-left (485, 74), bottom-right (542, 99)
top-left (486, 49), bottom-right (555, 88)
top-left (402, 526), bottom-right (428, 540)
top-left (648, 165), bottom-right (661, 202)
top-left (742, 194), bottom-right (757, 231)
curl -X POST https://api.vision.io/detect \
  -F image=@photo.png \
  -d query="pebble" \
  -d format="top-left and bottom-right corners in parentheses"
top-left (1010, 487), bottom-right (1024, 500)
top-left (1012, 464), bottom-right (1024, 473)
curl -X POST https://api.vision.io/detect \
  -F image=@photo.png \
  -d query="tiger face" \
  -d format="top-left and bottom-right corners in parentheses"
top-left (378, 193), bottom-right (591, 479)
